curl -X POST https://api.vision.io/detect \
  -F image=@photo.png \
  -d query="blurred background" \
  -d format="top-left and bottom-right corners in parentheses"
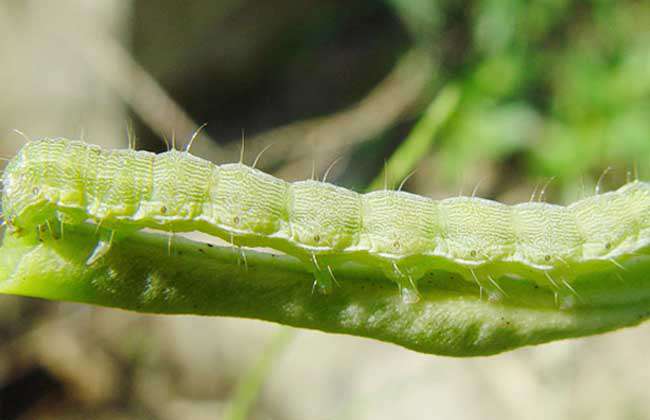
top-left (1, 1), bottom-right (650, 419)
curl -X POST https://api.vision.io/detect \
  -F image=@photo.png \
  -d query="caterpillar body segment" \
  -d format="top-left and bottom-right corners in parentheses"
top-left (3, 138), bottom-right (650, 305)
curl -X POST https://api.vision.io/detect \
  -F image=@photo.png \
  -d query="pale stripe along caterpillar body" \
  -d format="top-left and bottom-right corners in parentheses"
top-left (3, 138), bottom-right (649, 305)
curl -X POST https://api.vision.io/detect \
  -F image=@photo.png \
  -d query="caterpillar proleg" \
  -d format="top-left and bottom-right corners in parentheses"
top-left (3, 138), bottom-right (649, 306)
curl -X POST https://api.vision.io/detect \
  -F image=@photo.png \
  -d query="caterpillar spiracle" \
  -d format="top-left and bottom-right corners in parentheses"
top-left (2, 138), bottom-right (649, 306)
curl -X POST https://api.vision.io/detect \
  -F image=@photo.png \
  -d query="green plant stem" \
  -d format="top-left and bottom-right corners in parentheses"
top-left (1, 224), bottom-right (649, 357)
top-left (368, 83), bottom-right (460, 191)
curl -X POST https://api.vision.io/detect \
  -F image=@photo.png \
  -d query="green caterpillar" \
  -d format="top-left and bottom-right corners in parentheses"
top-left (3, 138), bottom-right (649, 307)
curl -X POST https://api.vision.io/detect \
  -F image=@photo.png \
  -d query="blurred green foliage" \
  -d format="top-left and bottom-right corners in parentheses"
top-left (387, 0), bottom-right (650, 195)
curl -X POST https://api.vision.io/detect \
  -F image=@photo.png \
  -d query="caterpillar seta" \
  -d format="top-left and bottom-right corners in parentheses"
top-left (2, 138), bottom-right (649, 307)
